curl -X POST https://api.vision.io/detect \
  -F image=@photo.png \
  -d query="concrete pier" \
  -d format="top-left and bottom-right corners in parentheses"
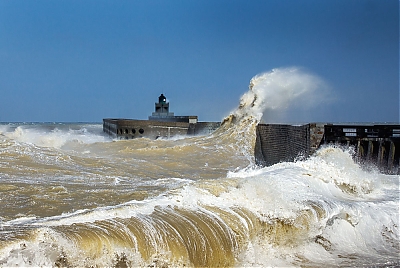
top-left (103, 94), bottom-right (220, 139)
top-left (103, 118), bottom-right (220, 139)
top-left (255, 123), bottom-right (400, 174)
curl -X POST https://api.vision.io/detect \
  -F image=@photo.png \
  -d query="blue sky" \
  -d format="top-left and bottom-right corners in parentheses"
top-left (0, 0), bottom-right (398, 123)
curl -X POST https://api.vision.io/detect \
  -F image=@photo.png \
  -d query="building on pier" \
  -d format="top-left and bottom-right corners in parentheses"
top-left (103, 94), bottom-right (221, 139)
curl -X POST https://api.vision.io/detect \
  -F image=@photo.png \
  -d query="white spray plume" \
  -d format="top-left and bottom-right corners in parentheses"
top-left (233, 67), bottom-right (331, 123)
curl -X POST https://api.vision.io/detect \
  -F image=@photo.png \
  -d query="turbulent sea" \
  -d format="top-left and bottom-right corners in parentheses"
top-left (0, 69), bottom-right (399, 267)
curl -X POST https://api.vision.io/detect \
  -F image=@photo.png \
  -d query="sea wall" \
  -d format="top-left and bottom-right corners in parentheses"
top-left (103, 119), bottom-right (221, 139)
top-left (255, 123), bottom-right (400, 174)
top-left (255, 124), bottom-right (313, 166)
top-left (103, 119), bottom-right (190, 139)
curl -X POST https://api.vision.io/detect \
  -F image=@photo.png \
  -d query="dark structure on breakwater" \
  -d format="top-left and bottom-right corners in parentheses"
top-left (103, 94), bottom-right (220, 139)
top-left (255, 123), bottom-right (400, 174)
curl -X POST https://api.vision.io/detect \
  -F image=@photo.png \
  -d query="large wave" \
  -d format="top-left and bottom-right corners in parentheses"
top-left (0, 69), bottom-right (398, 267)
top-left (1, 147), bottom-right (398, 267)
top-left (216, 67), bottom-right (331, 161)
top-left (222, 67), bottom-right (331, 127)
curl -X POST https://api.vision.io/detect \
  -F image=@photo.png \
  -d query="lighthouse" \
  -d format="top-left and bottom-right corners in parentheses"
top-left (149, 93), bottom-right (179, 121)
top-left (153, 94), bottom-right (173, 116)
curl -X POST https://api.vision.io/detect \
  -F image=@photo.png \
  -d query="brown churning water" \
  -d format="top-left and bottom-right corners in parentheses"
top-left (0, 68), bottom-right (399, 267)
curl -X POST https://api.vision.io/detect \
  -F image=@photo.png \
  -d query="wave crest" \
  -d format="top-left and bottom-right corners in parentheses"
top-left (224, 67), bottom-right (331, 126)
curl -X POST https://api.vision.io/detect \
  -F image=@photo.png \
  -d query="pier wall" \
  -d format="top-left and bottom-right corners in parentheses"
top-left (254, 124), bottom-right (311, 166)
top-left (103, 119), bottom-right (190, 139)
top-left (255, 123), bottom-right (400, 174)
top-left (103, 119), bottom-right (220, 139)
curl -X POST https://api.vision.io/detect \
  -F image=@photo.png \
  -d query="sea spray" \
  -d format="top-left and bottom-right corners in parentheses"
top-left (231, 67), bottom-right (331, 123)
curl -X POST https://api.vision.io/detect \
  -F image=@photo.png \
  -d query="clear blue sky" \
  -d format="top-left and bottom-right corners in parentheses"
top-left (0, 0), bottom-right (398, 123)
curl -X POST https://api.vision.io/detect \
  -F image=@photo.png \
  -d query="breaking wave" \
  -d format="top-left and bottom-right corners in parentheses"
top-left (0, 68), bottom-right (398, 267)
top-left (223, 67), bottom-right (331, 125)
top-left (0, 123), bottom-right (109, 149)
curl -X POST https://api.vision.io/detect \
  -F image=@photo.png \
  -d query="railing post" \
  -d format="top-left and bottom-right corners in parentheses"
top-left (377, 140), bottom-right (384, 166)
top-left (388, 141), bottom-right (395, 172)
top-left (367, 140), bottom-right (374, 161)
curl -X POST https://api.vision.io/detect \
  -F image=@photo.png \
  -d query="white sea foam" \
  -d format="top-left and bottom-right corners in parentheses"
top-left (0, 139), bottom-right (398, 267)
top-left (2, 124), bottom-right (109, 149)
top-left (224, 147), bottom-right (399, 266)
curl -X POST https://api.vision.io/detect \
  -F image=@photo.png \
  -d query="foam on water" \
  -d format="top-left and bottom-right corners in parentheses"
top-left (0, 68), bottom-right (398, 267)
top-left (0, 123), bottom-right (109, 149)
top-left (1, 145), bottom-right (398, 266)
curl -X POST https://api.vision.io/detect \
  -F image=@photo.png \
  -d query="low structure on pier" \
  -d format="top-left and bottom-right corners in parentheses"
top-left (103, 94), bottom-right (220, 139)
top-left (255, 123), bottom-right (400, 174)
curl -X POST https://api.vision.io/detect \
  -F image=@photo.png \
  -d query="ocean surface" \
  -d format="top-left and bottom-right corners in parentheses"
top-left (0, 69), bottom-right (399, 267)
